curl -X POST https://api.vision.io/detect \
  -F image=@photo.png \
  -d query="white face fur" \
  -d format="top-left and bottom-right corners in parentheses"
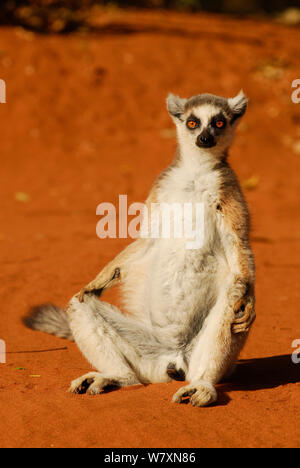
top-left (167, 91), bottom-right (248, 160)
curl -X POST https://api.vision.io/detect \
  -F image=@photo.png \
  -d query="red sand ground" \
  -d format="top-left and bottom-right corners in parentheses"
top-left (0, 9), bottom-right (299, 448)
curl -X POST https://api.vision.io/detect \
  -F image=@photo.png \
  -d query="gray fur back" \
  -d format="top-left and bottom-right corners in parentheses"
top-left (23, 304), bottom-right (74, 340)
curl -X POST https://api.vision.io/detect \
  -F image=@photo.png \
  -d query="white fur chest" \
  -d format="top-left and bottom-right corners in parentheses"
top-left (144, 160), bottom-right (222, 335)
top-left (159, 159), bottom-right (220, 206)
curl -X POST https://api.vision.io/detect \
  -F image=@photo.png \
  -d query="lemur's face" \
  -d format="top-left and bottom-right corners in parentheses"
top-left (167, 91), bottom-right (248, 157)
top-left (183, 104), bottom-right (230, 150)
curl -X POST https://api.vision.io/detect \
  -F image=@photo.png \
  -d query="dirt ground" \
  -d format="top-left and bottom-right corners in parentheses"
top-left (0, 8), bottom-right (299, 448)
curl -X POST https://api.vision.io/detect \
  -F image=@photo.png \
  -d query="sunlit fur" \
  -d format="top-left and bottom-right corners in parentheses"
top-left (26, 91), bottom-right (255, 407)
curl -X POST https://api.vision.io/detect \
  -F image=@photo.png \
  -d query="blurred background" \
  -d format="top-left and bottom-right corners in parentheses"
top-left (1, 0), bottom-right (300, 33)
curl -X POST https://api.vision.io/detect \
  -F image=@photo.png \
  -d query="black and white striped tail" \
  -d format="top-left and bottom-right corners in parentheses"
top-left (23, 304), bottom-right (74, 341)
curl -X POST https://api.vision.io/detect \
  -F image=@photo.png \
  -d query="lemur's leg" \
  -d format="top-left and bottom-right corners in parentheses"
top-left (172, 277), bottom-right (248, 407)
top-left (171, 192), bottom-right (256, 406)
top-left (67, 294), bottom-right (183, 394)
top-left (67, 295), bottom-right (139, 393)
top-left (78, 239), bottom-right (148, 302)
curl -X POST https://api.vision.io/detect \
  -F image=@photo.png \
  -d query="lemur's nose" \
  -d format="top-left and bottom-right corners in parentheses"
top-left (200, 135), bottom-right (211, 144)
top-left (196, 132), bottom-right (215, 148)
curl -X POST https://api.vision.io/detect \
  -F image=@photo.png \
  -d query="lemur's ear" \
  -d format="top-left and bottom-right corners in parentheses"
top-left (228, 90), bottom-right (248, 124)
top-left (166, 93), bottom-right (187, 120)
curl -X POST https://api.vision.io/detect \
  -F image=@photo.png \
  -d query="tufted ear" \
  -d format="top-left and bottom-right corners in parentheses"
top-left (166, 93), bottom-right (187, 121)
top-left (228, 90), bottom-right (248, 124)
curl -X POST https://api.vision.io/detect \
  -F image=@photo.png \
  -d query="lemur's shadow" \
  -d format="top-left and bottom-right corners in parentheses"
top-left (221, 354), bottom-right (300, 393)
top-left (172, 354), bottom-right (300, 407)
top-left (207, 354), bottom-right (299, 407)
top-left (101, 355), bottom-right (300, 404)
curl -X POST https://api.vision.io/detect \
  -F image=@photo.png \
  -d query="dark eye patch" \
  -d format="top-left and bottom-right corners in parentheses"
top-left (186, 114), bottom-right (201, 130)
top-left (210, 112), bottom-right (227, 130)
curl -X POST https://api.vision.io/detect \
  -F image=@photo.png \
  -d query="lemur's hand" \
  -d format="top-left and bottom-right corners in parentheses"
top-left (77, 267), bottom-right (121, 303)
top-left (77, 283), bottom-right (103, 303)
top-left (232, 296), bottom-right (255, 334)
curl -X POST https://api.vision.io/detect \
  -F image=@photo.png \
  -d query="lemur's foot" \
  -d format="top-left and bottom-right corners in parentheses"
top-left (78, 267), bottom-right (121, 303)
top-left (232, 299), bottom-right (255, 334)
top-left (69, 372), bottom-right (120, 395)
top-left (172, 381), bottom-right (217, 407)
top-left (167, 362), bottom-right (186, 381)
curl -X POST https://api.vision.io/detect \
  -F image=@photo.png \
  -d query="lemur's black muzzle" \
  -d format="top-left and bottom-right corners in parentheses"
top-left (196, 131), bottom-right (216, 148)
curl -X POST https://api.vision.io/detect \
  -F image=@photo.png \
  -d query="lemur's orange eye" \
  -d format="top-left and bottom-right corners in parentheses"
top-left (216, 120), bottom-right (224, 128)
top-left (187, 120), bottom-right (197, 129)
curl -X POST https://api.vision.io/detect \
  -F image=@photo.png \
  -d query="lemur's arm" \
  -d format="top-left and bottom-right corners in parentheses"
top-left (77, 238), bottom-right (147, 302)
top-left (216, 177), bottom-right (256, 334)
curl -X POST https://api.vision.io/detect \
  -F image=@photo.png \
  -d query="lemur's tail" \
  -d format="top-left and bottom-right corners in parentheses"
top-left (23, 304), bottom-right (74, 341)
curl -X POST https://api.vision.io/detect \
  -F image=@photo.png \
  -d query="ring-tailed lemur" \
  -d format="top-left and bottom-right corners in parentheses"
top-left (24, 90), bottom-right (255, 407)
